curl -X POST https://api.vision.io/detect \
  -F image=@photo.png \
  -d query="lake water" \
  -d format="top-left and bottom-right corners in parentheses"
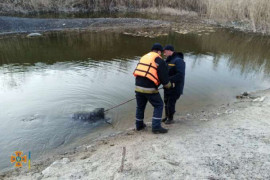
top-left (1, 28), bottom-right (270, 171)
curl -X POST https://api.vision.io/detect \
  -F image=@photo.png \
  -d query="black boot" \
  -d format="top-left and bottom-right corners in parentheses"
top-left (162, 117), bottom-right (168, 122)
top-left (152, 126), bottom-right (168, 134)
top-left (136, 123), bottom-right (147, 131)
top-left (165, 114), bottom-right (175, 124)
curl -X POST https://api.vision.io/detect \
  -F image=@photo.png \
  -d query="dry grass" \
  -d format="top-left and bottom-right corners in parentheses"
top-left (139, 7), bottom-right (198, 16)
top-left (0, 0), bottom-right (270, 34)
top-left (204, 0), bottom-right (270, 33)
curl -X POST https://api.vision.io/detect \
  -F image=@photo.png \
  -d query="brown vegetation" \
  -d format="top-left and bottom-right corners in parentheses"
top-left (0, 0), bottom-right (270, 34)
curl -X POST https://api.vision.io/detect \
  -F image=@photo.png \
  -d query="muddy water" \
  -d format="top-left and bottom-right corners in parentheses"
top-left (1, 29), bottom-right (270, 171)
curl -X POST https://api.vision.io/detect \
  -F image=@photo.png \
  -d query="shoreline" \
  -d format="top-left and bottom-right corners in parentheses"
top-left (0, 16), bottom-right (173, 37)
top-left (0, 14), bottom-right (268, 41)
top-left (2, 88), bottom-right (270, 179)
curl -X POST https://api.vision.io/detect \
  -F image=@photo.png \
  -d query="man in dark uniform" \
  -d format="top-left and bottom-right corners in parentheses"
top-left (134, 43), bottom-right (172, 134)
top-left (162, 45), bottom-right (185, 124)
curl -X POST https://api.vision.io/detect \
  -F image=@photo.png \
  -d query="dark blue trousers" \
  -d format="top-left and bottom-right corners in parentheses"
top-left (135, 92), bottom-right (163, 129)
top-left (164, 92), bottom-right (181, 117)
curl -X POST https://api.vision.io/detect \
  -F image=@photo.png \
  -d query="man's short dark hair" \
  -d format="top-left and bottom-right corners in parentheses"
top-left (164, 45), bottom-right (174, 51)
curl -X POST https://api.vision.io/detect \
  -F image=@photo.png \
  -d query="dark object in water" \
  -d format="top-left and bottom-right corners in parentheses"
top-left (236, 92), bottom-right (258, 99)
top-left (236, 92), bottom-right (249, 99)
top-left (72, 108), bottom-right (105, 121)
top-left (73, 88), bottom-right (163, 123)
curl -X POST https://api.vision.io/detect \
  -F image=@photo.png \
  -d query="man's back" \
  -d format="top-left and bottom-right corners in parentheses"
top-left (135, 56), bottom-right (170, 90)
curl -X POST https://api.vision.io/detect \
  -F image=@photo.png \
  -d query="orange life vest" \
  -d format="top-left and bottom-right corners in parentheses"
top-left (133, 52), bottom-right (161, 85)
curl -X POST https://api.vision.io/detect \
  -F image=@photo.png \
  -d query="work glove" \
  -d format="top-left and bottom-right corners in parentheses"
top-left (163, 82), bottom-right (175, 89)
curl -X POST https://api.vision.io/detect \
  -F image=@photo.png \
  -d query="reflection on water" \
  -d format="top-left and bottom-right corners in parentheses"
top-left (0, 32), bottom-right (140, 64)
top-left (1, 29), bottom-right (270, 171)
top-left (1, 29), bottom-right (270, 75)
top-left (167, 29), bottom-right (270, 76)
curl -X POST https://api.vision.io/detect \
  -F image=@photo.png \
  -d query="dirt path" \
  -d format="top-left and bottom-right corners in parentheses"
top-left (2, 89), bottom-right (270, 179)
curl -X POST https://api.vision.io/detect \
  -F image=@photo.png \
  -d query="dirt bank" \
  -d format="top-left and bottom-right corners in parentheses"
top-left (0, 16), bottom-right (171, 35)
top-left (2, 89), bottom-right (270, 179)
top-left (0, 15), bottom-right (215, 40)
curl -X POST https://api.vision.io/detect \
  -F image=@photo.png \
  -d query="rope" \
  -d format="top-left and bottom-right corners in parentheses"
top-left (103, 87), bottom-right (163, 113)
top-left (104, 98), bottom-right (136, 113)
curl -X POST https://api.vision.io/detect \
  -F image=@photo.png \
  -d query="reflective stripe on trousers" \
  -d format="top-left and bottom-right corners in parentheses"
top-left (135, 92), bottom-right (163, 129)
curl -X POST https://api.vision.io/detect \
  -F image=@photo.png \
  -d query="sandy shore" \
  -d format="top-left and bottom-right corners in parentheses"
top-left (1, 89), bottom-right (270, 179)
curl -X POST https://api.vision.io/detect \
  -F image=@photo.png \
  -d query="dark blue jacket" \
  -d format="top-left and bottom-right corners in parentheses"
top-left (165, 52), bottom-right (185, 96)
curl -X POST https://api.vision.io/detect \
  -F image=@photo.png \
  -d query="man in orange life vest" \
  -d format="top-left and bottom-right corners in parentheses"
top-left (133, 43), bottom-right (172, 134)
